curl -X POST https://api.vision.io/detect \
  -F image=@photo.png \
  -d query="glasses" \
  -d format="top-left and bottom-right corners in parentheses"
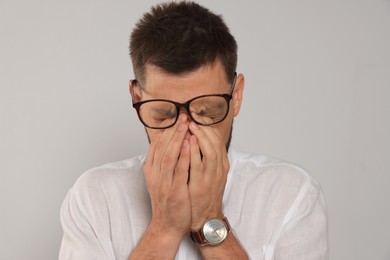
top-left (132, 73), bottom-right (237, 129)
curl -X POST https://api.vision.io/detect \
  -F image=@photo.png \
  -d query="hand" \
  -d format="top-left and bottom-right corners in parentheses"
top-left (144, 114), bottom-right (192, 238)
top-left (188, 121), bottom-right (230, 230)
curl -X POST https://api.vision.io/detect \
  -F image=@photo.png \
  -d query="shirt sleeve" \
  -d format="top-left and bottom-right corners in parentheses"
top-left (263, 176), bottom-right (329, 260)
top-left (59, 186), bottom-right (116, 260)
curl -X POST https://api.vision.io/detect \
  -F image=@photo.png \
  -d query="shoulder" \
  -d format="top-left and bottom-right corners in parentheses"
top-left (73, 154), bottom-right (147, 192)
top-left (59, 154), bottom-right (149, 258)
top-left (228, 149), bottom-right (324, 208)
top-left (61, 154), bottom-right (148, 225)
top-left (230, 149), bottom-right (313, 183)
top-left (64, 154), bottom-right (148, 213)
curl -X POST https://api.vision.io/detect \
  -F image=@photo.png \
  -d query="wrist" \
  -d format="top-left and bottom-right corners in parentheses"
top-left (148, 220), bottom-right (187, 244)
top-left (130, 221), bottom-right (186, 260)
top-left (190, 216), bottom-right (231, 247)
top-left (191, 212), bottom-right (224, 230)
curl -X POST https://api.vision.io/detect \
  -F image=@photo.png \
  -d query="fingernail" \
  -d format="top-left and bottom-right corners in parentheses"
top-left (179, 114), bottom-right (187, 122)
top-left (190, 122), bottom-right (199, 130)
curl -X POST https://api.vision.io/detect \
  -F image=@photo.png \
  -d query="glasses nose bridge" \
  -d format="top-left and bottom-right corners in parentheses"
top-left (175, 100), bottom-right (192, 117)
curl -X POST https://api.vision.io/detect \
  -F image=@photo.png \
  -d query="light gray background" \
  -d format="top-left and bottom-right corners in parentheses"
top-left (1, 0), bottom-right (389, 259)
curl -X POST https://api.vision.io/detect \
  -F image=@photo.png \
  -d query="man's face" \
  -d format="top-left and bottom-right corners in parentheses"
top-left (130, 59), bottom-right (244, 150)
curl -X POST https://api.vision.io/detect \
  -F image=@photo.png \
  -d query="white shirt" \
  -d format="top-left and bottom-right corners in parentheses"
top-left (59, 149), bottom-right (328, 260)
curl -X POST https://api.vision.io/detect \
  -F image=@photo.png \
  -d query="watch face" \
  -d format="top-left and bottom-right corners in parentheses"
top-left (203, 219), bottom-right (228, 245)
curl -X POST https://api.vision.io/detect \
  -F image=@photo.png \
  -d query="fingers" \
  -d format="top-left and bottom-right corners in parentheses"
top-left (174, 139), bottom-right (190, 186)
top-left (189, 135), bottom-right (202, 173)
top-left (153, 115), bottom-right (187, 168)
top-left (189, 122), bottom-right (221, 163)
top-left (189, 122), bottom-right (230, 179)
top-left (146, 114), bottom-right (190, 187)
top-left (145, 131), bottom-right (163, 168)
top-left (159, 122), bottom-right (189, 185)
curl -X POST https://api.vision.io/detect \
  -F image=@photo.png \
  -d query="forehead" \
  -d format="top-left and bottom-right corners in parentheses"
top-left (141, 60), bottom-right (230, 102)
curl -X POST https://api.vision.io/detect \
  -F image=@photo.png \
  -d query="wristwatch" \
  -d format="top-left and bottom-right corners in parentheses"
top-left (190, 217), bottom-right (231, 246)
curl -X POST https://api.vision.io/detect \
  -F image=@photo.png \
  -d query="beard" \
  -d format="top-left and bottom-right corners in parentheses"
top-left (225, 123), bottom-right (233, 152)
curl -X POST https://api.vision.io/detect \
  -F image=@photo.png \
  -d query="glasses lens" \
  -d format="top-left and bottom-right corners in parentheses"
top-left (138, 101), bottom-right (177, 128)
top-left (189, 96), bottom-right (229, 125)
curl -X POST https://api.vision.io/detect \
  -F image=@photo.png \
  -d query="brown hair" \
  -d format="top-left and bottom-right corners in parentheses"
top-left (129, 1), bottom-right (237, 86)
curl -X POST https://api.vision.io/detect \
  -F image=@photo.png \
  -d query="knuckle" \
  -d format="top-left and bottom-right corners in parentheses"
top-left (161, 154), bottom-right (173, 167)
top-left (175, 165), bottom-right (183, 175)
top-left (209, 152), bottom-right (218, 160)
top-left (191, 160), bottom-right (202, 170)
top-left (224, 158), bottom-right (230, 171)
top-left (225, 162), bottom-right (230, 172)
top-left (146, 179), bottom-right (157, 193)
top-left (155, 140), bottom-right (166, 154)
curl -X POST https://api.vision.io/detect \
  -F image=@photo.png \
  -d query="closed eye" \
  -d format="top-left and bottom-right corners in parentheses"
top-left (151, 109), bottom-right (176, 120)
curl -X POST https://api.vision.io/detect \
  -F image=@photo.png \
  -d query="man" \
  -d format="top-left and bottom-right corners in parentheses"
top-left (59, 2), bottom-right (328, 259)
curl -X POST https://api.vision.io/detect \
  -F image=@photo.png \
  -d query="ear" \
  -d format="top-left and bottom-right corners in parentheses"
top-left (129, 79), bottom-right (142, 103)
top-left (232, 73), bottom-right (244, 117)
